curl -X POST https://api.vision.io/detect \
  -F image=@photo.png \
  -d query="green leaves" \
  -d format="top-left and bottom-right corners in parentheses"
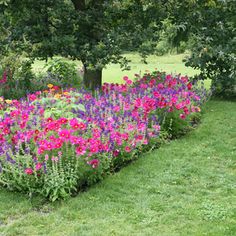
top-left (170, 0), bottom-right (236, 97)
top-left (0, 0), bottom-right (10, 5)
top-left (2, 0), bottom-right (169, 88)
top-left (34, 93), bottom-right (85, 120)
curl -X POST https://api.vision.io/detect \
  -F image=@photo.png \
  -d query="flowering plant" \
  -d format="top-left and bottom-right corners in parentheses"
top-left (0, 70), bottom-right (209, 201)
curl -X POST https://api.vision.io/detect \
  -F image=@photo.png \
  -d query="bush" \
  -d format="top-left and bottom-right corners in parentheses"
top-left (155, 40), bottom-right (170, 56)
top-left (0, 53), bottom-right (37, 99)
top-left (0, 55), bottom-right (83, 99)
top-left (45, 58), bottom-right (82, 88)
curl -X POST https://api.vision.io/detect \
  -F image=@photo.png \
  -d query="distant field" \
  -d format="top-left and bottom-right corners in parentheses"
top-left (33, 53), bottom-right (211, 88)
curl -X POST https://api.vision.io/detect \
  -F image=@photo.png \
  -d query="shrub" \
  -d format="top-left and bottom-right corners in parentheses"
top-left (45, 58), bottom-right (82, 88)
top-left (155, 40), bottom-right (170, 56)
top-left (0, 54), bottom-right (37, 99)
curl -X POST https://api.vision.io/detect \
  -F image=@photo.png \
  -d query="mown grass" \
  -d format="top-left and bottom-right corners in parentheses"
top-left (33, 53), bottom-right (211, 89)
top-left (0, 99), bottom-right (235, 236)
top-left (33, 53), bottom-right (194, 79)
top-left (102, 53), bottom-right (199, 83)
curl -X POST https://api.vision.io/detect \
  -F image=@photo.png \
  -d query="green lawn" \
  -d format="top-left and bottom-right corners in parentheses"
top-left (102, 53), bottom-right (199, 84)
top-left (0, 99), bottom-right (235, 235)
top-left (33, 53), bottom-right (211, 89)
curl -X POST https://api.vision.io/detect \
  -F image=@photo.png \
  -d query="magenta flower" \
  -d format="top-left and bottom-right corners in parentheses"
top-left (25, 168), bottom-right (33, 175)
top-left (35, 163), bottom-right (42, 171)
top-left (125, 146), bottom-right (131, 153)
top-left (58, 129), bottom-right (71, 140)
top-left (88, 159), bottom-right (100, 168)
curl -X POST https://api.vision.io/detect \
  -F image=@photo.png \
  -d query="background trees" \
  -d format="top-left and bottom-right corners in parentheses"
top-left (0, 0), bottom-right (235, 95)
top-left (1, 0), bottom-right (168, 89)
top-left (185, 0), bottom-right (236, 96)
top-left (167, 0), bottom-right (236, 96)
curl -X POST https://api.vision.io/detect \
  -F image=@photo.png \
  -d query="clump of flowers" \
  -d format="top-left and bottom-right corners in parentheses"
top-left (0, 70), bottom-right (209, 201)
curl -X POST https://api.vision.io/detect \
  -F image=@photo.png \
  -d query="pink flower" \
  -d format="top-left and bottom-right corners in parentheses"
top-left (90, 146), bottom-right (99, 153)
top-left (122, 133), bottom-right (129, 141)
top-left (58, 117), bottom-right (68, 125)
top-left (19, 121), bottom-right (27, 129)
top-left (79, 122), bottom-right (86, 130)
top-left (45, 142), bottom-right (53, 150)
top-left (143, 139), bottom-right (148, 145)
top-left (58, 151), bottom-right (62, 157)
top-left (187, 83), bottom-right (192, 90)
top-left (175, 103), bottom-right (182, 110)
top-left (88, 159), bottom-right (100, 168)
top-left (158, 83), bottom-right (164, 89)
top-left (179, 114), bottom-right (186, 119)
top-left (54, 139), bottom-right (63, 149)
top-left (28, 94), bottom-right (37, 102)
top-left (70, 136), bottom-right (80, 145)
top-left (25, 168), bottom-right (33, 175)
top-left (113, 149), bottom-right (120, 157)
top-left (58, 129), bottom-right (71, 140)
top-left (123, 76), bottom-right (129, 81)
top-left (37, 147), bottom-right (45, 155)
top-left (35, 163), bottom-right (42, 171)
top-left (69, 118), bottom-right (79, 130)
top-left (53, 85), bottom-right (60, 90)
top-left (153, 91), bottom-right (161, 98)
top-left (113, 106), bottom-right (120, 112)
top-left (126, 79), bottom-right (133, 85)
top-left (84, 93), bottom-right (92, 100)
top-left (181, 76), bottom-right (188, 83)
top-left (52, 156), bottom-right (59, 162)
top-left (45, 154), bottom-right (49, 161)
top-left (46, 117), bottom-right (54, 123)
top-left (153, 125), bottom-right (161, 131)
top-left (125, 146), bottom-right (131, 153)
top-left (76, 146), bottom-right (86, 155)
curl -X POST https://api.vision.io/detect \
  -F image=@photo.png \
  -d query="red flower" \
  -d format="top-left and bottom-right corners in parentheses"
top-left (187, 83), bottom-right (192, 90)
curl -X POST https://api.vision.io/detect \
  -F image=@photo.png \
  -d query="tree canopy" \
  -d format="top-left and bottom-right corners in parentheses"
top-left (1, 0), bottom-right (169, 89)
top-left (0, 0), bottom-right (235, 94)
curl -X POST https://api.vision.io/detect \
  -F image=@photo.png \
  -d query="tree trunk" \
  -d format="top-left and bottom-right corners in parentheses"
top-left (71, 0), bottom-right (85, 11)
top-left (83, 67), bottom-right (102, 90)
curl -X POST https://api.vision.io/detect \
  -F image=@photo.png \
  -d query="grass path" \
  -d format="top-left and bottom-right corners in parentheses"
top-left (0, 99), bottom-right (236, 236)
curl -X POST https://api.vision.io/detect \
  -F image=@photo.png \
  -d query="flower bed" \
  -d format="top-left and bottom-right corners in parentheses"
top-left (0, 71), bottom-right (209, 201)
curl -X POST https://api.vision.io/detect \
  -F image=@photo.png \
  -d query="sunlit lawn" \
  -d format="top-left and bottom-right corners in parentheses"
top-left (0, 100), bottom-right (235, 235)
top-left (0, 54), bottom-right (224, 236)
top-left (33, 53), bottom-right (211, 88)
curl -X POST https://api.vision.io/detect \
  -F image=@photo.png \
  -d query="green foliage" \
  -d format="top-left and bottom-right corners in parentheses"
top-left (0, 100), bottom-right (236, 235)
top-left (161, 111), bottom-right (202, 139)
top-left (155, 40), bottom-right (170, 56)
top-left (46, 58), bottom-right (82, 88)
top-left (0, 53), bottom-right (36, 99)
top-left (155, 19), bottom-right (188, 56)
top-left (33, 92), bottom-right (85, 120)
top-left (1, 0), bottom-right (168, 88)
top-left (186, 34), bottom-right (236, 97)
top-left (182, 1), bottom-right (236, 97)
